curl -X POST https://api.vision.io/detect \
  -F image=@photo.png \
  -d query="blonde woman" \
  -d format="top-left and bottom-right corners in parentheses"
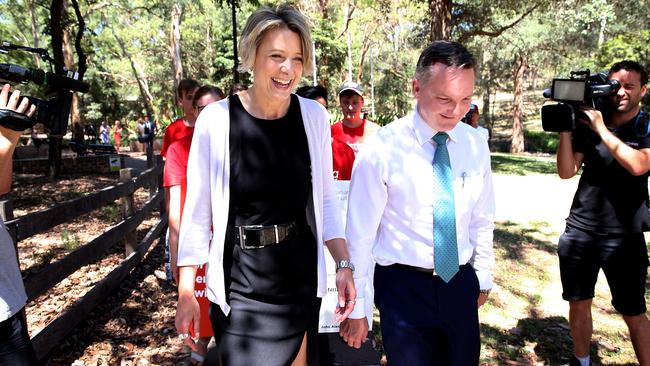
top-left (174, 5), bottom-right (356, 366)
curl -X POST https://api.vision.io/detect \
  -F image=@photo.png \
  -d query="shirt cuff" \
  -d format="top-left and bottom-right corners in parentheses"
top-left (349, 297), bottom-right (366, 319)
top-left (475, 268), bottom-right (493, 290)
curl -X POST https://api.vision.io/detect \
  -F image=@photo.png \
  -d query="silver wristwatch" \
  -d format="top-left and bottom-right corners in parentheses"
top-left (336, 259), bottom-right (355, 273)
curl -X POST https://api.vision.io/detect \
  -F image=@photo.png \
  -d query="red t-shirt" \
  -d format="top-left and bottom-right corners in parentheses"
top-left (331, 120), bottom-right (367, 181)
top-left (161, 118), bottom-right (194, 157)
top-left (162, 134), bottom-right (213, 337)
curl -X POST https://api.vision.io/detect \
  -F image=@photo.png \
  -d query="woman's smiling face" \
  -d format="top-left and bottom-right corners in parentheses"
top-left (251, 26), bottom-right (304, 101)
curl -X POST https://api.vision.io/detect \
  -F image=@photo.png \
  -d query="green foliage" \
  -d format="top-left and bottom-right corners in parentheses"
top-left (101, 204), bottom-right (121, 222)
top-left (524, 130), bottom-right (559, 154)
top-left (61, 229), bottom-right (81, 250)
top-left (2, 0), bottom-right (648, 154)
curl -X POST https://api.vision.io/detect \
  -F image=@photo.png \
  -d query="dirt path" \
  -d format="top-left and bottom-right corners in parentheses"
top-left (493, 173), bottom-right (579, 235)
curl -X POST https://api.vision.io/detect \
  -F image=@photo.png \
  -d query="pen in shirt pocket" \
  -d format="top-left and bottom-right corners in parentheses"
top-left (461, 172), bottom-right (467, 188)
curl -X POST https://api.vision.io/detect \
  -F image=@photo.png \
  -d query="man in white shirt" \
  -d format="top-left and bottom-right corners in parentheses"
top-left (341, 41), bottom-right (495, 365)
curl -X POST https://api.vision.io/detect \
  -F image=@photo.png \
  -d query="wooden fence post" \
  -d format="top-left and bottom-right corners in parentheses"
top-left (155, 155), bottom-right (165, 215)
top-left (119, 168), bottom-right (137, 256)
top-left (0, 194), bottom-right (14, 222)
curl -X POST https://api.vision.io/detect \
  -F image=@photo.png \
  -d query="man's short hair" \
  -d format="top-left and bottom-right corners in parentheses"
top-left (296, 85), bottom-right (328, 101)
top-left (177, 79), bottom-right (200, 98)
top-left (192, 85), bottom-right (225, 108)
top-left (238, 4), bottom-right (313, 74)
top-left (609, 60), bottom-right (648, 86)
top-left (414, 41), bottom-right (476, 84)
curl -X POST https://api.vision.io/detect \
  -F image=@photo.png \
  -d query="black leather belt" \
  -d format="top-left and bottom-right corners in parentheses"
top-left (232, 222), bottom-right (298, 250)
top-left (390, 263), bottom-right (469, 276)
top-left (393, 263), bottom-right (438, 275)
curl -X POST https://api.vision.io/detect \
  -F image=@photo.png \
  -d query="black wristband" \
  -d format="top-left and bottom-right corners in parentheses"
top-left (0, 109), bottom-right (36, 131)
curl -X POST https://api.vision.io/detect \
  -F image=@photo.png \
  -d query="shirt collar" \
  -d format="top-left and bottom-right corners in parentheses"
top-left (411, 106), bottom-right (459, 146)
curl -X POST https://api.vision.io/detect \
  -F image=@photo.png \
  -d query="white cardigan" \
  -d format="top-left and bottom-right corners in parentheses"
top-left (178, 95), bottom-right (344, 315)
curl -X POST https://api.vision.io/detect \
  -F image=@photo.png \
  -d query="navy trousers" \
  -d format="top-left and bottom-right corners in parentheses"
top-left (374, 264), bottom-right (480, 366)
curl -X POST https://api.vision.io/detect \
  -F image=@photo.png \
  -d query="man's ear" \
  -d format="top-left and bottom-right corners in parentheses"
top-left (641, 84), bottom-right (647, 98)
top-left (412, 78), bottom-right (420, 99)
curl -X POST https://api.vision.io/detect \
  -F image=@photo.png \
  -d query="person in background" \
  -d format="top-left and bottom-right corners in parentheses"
top-left (295, 85), bottom-right (328, 108)
top-left (165, 84), bottom-right (225, 366)
top-left (0, 83), bottom-right (38, 365)
top-left (99, 121), bottom-right (109, 144)
top-left (330, 81), bottom-right (379, 181)
top-left (463, 103), bottom-right (489, 141)
top-left (136, 117), bottom-right (147, 154)
top-left (113, 120), bottom-right (122, 152)
top-left (174, 5), bottom-right (355, 365)
top-left (161, 79), bottom-right (200, 158)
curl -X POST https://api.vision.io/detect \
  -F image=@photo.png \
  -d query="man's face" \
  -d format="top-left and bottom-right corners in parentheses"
top-left (180, 87), bottom-right (199, 118)
top-left (339, 93), bottom-right (364, 122)
top-left (609, 69), bottom-right (647, 114)
top-left (412, 63), bottom-right (475, 131)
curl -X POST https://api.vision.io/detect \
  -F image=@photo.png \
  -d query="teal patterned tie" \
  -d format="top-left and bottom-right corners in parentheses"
top-left (432, 132), bottom-right (459, 283)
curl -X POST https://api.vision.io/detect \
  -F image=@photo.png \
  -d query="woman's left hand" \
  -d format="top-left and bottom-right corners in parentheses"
top-left (334, 268), bottom-right (356, 322)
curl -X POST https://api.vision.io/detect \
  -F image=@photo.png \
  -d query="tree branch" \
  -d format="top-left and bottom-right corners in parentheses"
top-left (337, 1), bottom-right (356, 39)
top-left (458, 4), bottom-right (540, 43)
top-left (70, 0), bottom-right (87, 79)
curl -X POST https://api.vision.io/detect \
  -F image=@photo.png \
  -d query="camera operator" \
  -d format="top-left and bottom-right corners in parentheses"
top-left (556, 61), bottom-right (649, 366)
top-left (0, 83), bottom-right (38, 364)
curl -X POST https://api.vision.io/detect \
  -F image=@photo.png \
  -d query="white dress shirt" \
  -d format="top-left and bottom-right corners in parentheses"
top-left (178, 96), bottom-right (344, 316)
top-left (346, 108), bottom-right (496, 319)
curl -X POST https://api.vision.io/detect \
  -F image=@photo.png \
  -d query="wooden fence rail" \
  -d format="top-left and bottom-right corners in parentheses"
top-left (6, 160), bottom-right (167, 363)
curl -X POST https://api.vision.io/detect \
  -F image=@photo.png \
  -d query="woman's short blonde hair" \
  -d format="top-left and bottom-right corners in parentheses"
top-left (238, 4), bottom-right (313, 74)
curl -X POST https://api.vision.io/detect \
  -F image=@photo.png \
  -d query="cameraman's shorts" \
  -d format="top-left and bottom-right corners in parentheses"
top-left (557, 225), bottom-right (648, 316)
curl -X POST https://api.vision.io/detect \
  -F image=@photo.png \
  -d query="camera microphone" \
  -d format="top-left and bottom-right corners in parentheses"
top-left (0, 63), bottom-right (89, 93)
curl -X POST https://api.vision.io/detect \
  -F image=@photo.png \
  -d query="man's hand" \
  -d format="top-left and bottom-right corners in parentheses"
top-left (0, 84), bottom-right (37, 136)
top-left (339, 317), bottom-right (368, 349)
top-left (334, 268), bottom-right (356, 323)
top-left (578, 106), bottom-right (606, 134)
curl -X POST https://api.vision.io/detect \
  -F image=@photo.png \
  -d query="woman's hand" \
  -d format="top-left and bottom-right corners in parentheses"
top-left (175, 266), bottom-right (200, 350)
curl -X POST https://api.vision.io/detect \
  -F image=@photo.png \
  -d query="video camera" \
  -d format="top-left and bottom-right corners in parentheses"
top-left (0, 41), bottom-right (89, 135)
top-left (540, 70), bottom-right (620, 132)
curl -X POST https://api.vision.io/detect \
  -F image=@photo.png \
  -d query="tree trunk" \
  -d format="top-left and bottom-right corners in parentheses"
top-left (170, 3), bottom-right (183, 104)
top-left (231, 1), bottom-right (240, 84)
top-left (63, 29), bottom-right (83, 142)
top-left (48, 0), bottom-right (66, 179)
top-left (510, 52), bottom-right (526, 153)
top-left (28, 0), bottom-right (41, 69)
top-left (428, 0), bottom-right (452, 41)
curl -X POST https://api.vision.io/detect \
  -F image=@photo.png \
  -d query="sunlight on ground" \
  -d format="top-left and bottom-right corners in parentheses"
top-left (481, 219), bottom-right (642, 365)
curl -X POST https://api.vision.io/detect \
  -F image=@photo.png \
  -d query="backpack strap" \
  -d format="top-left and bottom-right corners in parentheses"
top-left (635, 111), bottom-right (650, 138)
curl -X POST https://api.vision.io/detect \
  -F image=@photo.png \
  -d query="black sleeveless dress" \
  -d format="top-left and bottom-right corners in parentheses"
top-left (209, 94), bottom-right (320, 366)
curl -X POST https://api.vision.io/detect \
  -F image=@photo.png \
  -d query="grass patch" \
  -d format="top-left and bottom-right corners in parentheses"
top-left (100, 204), bottom-right (121, 222)
top-left (491, 152), bottom-right (557, 175)
top-left (61, 229), bottom-right (81, 250)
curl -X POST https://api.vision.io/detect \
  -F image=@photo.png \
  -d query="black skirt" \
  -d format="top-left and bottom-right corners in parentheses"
top-left (209, 226), bottom-right (320, 366)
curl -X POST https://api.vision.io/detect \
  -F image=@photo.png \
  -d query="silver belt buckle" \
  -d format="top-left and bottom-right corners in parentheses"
top-left (239, 225), bottom-right (264, 250)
